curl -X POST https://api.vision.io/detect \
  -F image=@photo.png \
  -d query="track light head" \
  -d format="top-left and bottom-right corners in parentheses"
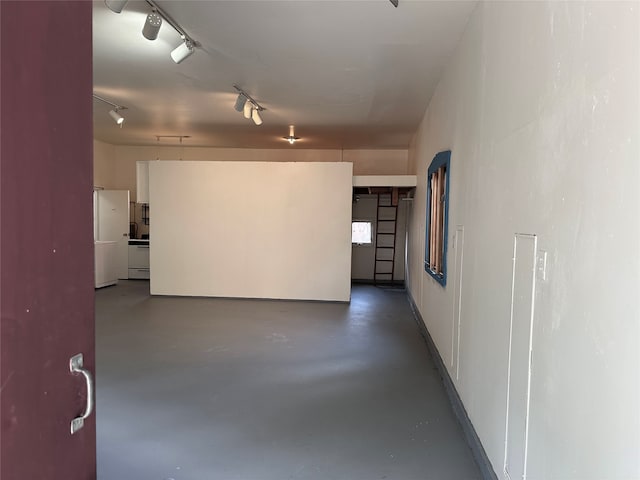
top-left (234, 94), bottom-right (247, 112)
top-left (252, 108), bottom-right (263, 126)
top-left (109, 109), bottom-right (125, 127)
top-left (105, 0), bottom-right (128, 13)
top-left (243, 101), bottom-right (253, 119)
top-left (142, 12), bottom-right (162, 40)
top-left (171, 40), bottom-right (195, 64)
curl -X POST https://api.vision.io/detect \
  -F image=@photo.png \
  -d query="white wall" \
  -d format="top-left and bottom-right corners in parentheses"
top-left (93, 139), bottom-right (116, 188)
top-left (106, 145), bottom-right (408, 202)
top-left (94, 143), bottom-right (408, 239)
top-left (407, 2), bottom-right (639, 479)
top-left (150, 161), bottom-right (353, 302)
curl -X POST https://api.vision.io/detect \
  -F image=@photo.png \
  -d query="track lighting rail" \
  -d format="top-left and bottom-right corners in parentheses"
top-left (92, 94), bottom-right (127, 111)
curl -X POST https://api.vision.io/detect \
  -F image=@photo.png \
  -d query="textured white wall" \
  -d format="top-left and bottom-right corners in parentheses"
top-left (150, 161), bottom-right (353, 302)
top-left (104, 146), bottom-right (407, 202)
top-left (94, 144), bottom-right (407, 239)
top-left (93, 139), bottom-right (116, 188)
top-left (407, 2), bottom-right (639, 479)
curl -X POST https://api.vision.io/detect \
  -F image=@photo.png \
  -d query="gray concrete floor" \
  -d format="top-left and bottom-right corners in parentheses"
top-left (96, 281), bottom-right (481, 480)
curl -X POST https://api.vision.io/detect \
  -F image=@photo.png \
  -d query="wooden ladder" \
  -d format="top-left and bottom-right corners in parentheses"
top-left (373, 190), bottom-right (398, 285)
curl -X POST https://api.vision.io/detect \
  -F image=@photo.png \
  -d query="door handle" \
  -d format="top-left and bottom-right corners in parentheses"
top-left (69, 353), bottom-right (94, 434)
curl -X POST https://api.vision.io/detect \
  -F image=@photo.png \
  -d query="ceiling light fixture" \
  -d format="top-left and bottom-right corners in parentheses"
top-left (283, 125), bottom-right (300, 144)
top-left (144, 0), bottom-right (198, 63)
top-left (251, 109), bottom-right (263, 126)
top-left (142, 11), bottom-right (162, 40)
top-left (155, 135), bottom-right (191, 142)
top-left (243, 101), bottom-right (253, 119)
top-left (233, 85), bottom-right (266, 125)
top-left (105, 0), bottom-right (129, 13)
top-left (109, 109), bottom-right (125, 126)
top-left (93, 94), bottom-right (128, 128)
top-left (234, 94), bottom-right (248, 112)
top-left (170, 40), bottom-right (194, 64)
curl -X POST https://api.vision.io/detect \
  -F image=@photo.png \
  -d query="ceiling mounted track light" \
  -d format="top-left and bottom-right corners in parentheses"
top-left (171, 40), bottom-right (194, 64)
top-left (109, 109), bottom-right (125, 126)
top-left (155, 135), bottom-right (191, 142)
top-left (142, 0), bottom-right (198, 63)
top-left (93, 94), bottom-right (128, 128)
top-left (251, 109), bottom-right (263, 126)
top-left (107, 0), bottom-right (198, 63)
top-left (105, 0), bottom-right (129, 13)
top-left (243, 100), bottom-right (253, 119)
top-left (142, 11), bottom-right (162, 40)
top-left (233, 85), bottom-right (266, 126)
top-left (283, 125), bottom-right (300, 144)
top-left (234, 94), bottom-right (248, 112)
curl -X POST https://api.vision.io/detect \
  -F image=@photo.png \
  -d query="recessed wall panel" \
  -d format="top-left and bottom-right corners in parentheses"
top-left (504, 234), bottom-right (537, 480)
top-left (452, 226), bottom-right (464, 378)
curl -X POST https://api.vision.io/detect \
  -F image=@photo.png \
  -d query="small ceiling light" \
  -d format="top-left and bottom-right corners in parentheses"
top-left (142, 11), bottom-right (162, 40)
top-left (170, 40), bottom-right (195, 64)
top-left (94, 94), bottom-right (128, 128)
top-left (243, 101), bottom-right (253, 119)
top-left (252, 108), bottom-right (263, 126)
top-left (109, 109), bottom-right (125, 127)
top-left (105, 0), bottom-right (128, 13)
top-left (234, 94), bottom-right (247, 112)
top-left (283, 125), bottom-right (300, 144)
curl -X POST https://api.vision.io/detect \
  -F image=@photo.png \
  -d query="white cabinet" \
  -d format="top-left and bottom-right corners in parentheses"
top-left (128, 241), bottom-right (150, 279)
top-left (136, 161), bottom-right (150, 204)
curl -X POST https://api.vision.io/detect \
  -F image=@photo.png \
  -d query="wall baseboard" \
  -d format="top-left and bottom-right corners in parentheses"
top-left (407, 293), bottom-right (498, 480)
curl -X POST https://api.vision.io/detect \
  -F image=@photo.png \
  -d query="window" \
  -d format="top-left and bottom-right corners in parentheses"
top-left (425, 150), bottom-right (451, 286)
top-left (352, 221), bottom-right (372, 244)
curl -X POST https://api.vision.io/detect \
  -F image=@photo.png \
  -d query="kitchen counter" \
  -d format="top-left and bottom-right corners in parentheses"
top-left (129, 239), bottom-right (149, 245)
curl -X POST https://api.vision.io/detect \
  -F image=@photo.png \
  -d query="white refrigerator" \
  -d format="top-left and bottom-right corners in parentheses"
top-left (94, 189), bottom-right (130, 280)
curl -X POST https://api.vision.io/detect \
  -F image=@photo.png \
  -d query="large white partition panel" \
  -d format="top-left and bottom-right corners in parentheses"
top-left (149, 161), bottom-right (352, 301)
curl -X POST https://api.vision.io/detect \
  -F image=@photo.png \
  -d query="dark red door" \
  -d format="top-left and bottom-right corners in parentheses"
top-left (1, 2), bottom-right (95, 479)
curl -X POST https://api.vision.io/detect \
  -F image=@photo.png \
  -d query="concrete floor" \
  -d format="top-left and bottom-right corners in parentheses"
top-left (96, 281), bottom-right (482, 480)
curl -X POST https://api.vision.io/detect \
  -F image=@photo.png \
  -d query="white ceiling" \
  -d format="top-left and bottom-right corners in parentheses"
top-left (93, 0), bottom-right (477, 149)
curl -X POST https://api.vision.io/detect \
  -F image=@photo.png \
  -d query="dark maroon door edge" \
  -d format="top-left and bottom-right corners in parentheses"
top-left (1, 2), bottom-right (96, 479)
